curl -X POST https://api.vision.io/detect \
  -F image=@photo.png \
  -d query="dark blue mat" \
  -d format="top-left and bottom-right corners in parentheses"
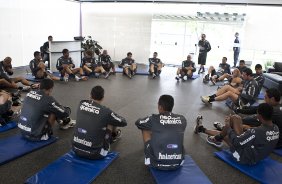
top-left (0, 134), bottom-right (57, 165)
top-left (257, 92), bottom-right (264, 100)
top-left (215, 150), bottom-right (282, 184)
top-left (150, 155), bottom-right (212, 184)
top-left (225, 98), bottom-right (259, 109)
top-left (273, 148), bottom-right (282, 156)
top-left (0, 121), bottom-right (17, 132)
top-left (26, 151), bottom-right (119, 184)
top-left (26, 73), bottom-right (61, 82)
top-left (191, 74), bottom-right (200, 79)
top-left (115, 65), bottom-right (149, 75)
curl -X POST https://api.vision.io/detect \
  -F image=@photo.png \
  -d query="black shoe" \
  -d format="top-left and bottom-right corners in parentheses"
top-left (194, 115), bottom-right (203, 134)
top-left (213, 122), bottom-right (224, 131)
top-left (112, 129), bottom-right (122, 142)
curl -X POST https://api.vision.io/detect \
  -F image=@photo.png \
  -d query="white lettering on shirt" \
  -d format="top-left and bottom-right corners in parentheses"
top-left (27, 91), bottom-right (42, 100)
top-left (80, 102), bottom-right (100, 114)
top-left (18, 123), bottom-right (31, 132)
top-left (160, 115), bottom-right (182, 125)
top-left (158, 153), bottom-right (182, 160)
top-left (73, 136), bottom-right (92, 147)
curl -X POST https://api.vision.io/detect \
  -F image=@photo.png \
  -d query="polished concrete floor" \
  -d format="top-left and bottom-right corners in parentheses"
top-left (0, 66), bottom-right (281, 184)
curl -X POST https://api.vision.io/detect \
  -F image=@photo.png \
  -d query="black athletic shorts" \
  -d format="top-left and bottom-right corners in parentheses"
top-left (198, 53), bottom-right (207, 65)
top-left (144, 141), bottom-right (183, 170)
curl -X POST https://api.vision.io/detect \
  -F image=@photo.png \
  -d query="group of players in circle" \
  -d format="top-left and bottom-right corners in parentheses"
top-left (0, 33), bottom-right (281, 172)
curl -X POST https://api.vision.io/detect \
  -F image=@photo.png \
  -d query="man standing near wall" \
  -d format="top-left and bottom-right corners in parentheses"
top-left (42, 36), bottom-right (53, 69)
top-left (233, 32), bottom-right (240, 67)
top-left (198, 34), bottom-right (211, 74)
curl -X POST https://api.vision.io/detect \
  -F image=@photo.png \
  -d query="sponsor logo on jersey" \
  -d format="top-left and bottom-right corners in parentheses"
top-left (27, 91), bottom-right (42, 100)
top-left (159, 115), bottom-right (182, 125)
top-left (73, 136), bottom-right (92, 147)
top-left (167, 144), bottom-right (178, 149)
top-left (139, 117), bottom-right (150, 124)
top-left (18, 123), bottom-right (31, 132)
top-left (20, 116), bottom-right (27, 121)
top-left (111, 112), bottom-right (122, 122)
top-left (78, 128), bottom-right (87, 134)
top-left (80, 102), bottom-right (100, 114)
top-left (239, 134), bottom-right (255, 145)
top-left (158, 153), bottom-right (182, 160)
top-left (52, 102), bottom-right (65, 113)
top-left (266, 130), bottom-right (279, 141)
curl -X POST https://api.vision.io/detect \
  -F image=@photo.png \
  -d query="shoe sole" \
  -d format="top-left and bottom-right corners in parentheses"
top-left (200, 96), bottom-right (211, 105)
top-left (206, 137), bottom-right (223, 148)
top-left (213, 122), bottom-right (223, 131)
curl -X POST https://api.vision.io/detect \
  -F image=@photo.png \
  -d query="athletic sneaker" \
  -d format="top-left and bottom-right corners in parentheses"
top-left (112, 129), bottom-right (122, 142)
top-left (203, 74), bottom-right (209, 83)
top-left (75, 75), bottom-right (81, 81)
top-left (59, 118), bottom-right (76, 130)
top-left (152, 73), bottom-right (156, 79)
top-left (206, 136), bottom-right (223, 147)
top-left (104, 72), bottom-right (110, 79)
top-left (63, 74), bottom-right (69, 82)
top-left (201, 96), bottom-right (211, 104)
top-left (175, 76), bottom-right (180, 81)
top-left (194, 115), bottom-right (203, 134)
top-left (183, 76), bottom-right (188, 81)
top-left (210, 77), bottom-right (216, 85)
top-left (213, 122), bottom-right (224, 131)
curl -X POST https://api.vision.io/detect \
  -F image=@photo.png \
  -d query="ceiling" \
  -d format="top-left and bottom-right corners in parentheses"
top-left (73, 0), bottom-right (282, 6)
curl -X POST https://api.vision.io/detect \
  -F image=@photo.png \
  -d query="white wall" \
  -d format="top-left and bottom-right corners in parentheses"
top-left (82, 3), bottom-right (152, 63)
top-left (0, 0), bottom-right (80, 67)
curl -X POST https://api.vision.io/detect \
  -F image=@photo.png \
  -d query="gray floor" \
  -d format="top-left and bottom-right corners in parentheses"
top-left (0, 66), bottom-right (281, 184)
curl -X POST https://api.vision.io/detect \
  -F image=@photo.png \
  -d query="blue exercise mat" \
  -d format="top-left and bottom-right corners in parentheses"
top-left (257, 92), bottom-right (264, 100)
top-left (150, 155), bottom-right (212, 184)
top-left (26, 72), bottom-right (61, 82)
top-left (25, 74), bottom-right (42, 82)
top-left (26, 151), bottom-right (119, 184)
top-left (0, 134), bottom-right (57, 165)
top-left (191, 74), bottom-right (200, 79)
top-left (225, 98), bottom-right (259, 109)
top-left (273, 148), bottom-right (282, 156)
top-left (115, 64), bottom-right (149, 75)
top-left (0, 121), bottom-right (17, 132)
top-left (215, 150), bottom-right (282, 184)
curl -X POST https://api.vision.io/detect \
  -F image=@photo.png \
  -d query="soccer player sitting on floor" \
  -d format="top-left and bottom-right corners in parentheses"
top-left (201, 68), bottom-right (259, 108)
top-left (98, 50), bottom-right (116, 74)
top-left (0, 57), bottom-right (39, 91)
top-left (119, 52), bottom-right (137, 79)
top-left (148, 52), bottom-right (164, 79)
top-left (18, 79), bottom-right (75, 141)
top-left (81, 50), bottom-right (109, 79)
top-left (217, 68), bottom-right (242, 88)
top-left (0, 90), bottom-right (21, 125)
top-left (237, 60), bottom-right (247, 74)
top-left (194, 103), bottom-right (279, 165)
top-left (72, 85), bottom-right (127, 159)
top-left (175, 55), bottom-right (196, 81)
top-left (203, 57), bottom-right (231, 85)
top-left (253, 64), bottom-right (265, 94)
top-left (135, 95), bottom-right (187, 170)
top-left (233, 88), bottom-right (282, 149)
top-left (30, 51), bottom-right (62, 81)
top-left (56, 49), bottom-right (87, 82)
